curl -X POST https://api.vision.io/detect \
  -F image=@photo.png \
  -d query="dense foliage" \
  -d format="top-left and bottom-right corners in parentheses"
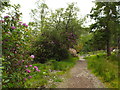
top-left (31, 3), bottom-right (83, 63)
top-left (1, 4), bottom-right (39, 88)
top-left (1, 0), bottom-right (119, 88)
top-left (1, 1), bottom-right (83, 88)
top-left (89, 2), bottom-right (120, 56)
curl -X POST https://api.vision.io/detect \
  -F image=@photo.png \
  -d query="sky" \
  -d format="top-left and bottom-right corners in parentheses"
top-left (9, 0), bottom-right (95, 26)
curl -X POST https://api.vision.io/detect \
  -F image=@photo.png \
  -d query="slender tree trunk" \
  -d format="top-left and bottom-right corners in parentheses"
top-left (118, 35), bottom-right (120, 57)
top-left (106, 27), bottom-right (111, 56)
top-left (106, 39), bottom-right (111, 56)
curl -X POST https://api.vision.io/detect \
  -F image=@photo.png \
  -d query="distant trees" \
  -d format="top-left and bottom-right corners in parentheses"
top-left (30, 0), bottom-right (49, 32)
top-left (30, 2), bottom-right (84, 62)
top-left (90, 2), bottom-right (120, 56)
top-left (0, 0), bottom-right (10, 13)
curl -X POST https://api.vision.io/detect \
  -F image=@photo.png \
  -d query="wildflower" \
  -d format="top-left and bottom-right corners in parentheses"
top-left (16, 44), bottom-right (19, 46)
top-left (22, 23), bottom-right (28, 27)
top-left (8, 32), bottom-right (11, 34)
top-left (19, 21), bottom-right (22, 24)
top-left (72, 40), bottom-right (75, 42)
top-left (0, 41), bottom-right (2, 44)
top-left (51, 41), bottom-right (54, 44)
top-left (4, 16), bottom-right (9, 18)
top-left (35, 68), bottom-right (40, 72)
top-left (73, 34), bottom-right (76, 36)
top-left (36, 68), bottom-right (38, 71)
top-left (26, 69), bottom-right (29, 71)
top-left (18, 61), bottom-right (21, 63)
top-left (30, 55), bottom-right (35, 58)
top-left (26, 69), bottom-right (31, 73)
top-left (23, 23), bottom-right (27, 26)
top-left (24, 78), bottom-right (27, 81)
top-left (12, 48), bottom-right (15, 50)
top-left (34, 66), bottom-right (38, 69)
top-left (0, 20), bottom-right (4, 23)
top-left (11, 26), bottom-right (16, 29)
top-left (28, 76), bottom-right (32, 79)
top-left (27, 70), bottom-right (31, 73)
top-left (22, 23), bottom-right (26, 26)
top-left (25, 24), bottom-right (28, 27)
top-left (25, 65), bottom-right (28, 68)
top-left (37, 70), bottom-right (40, 72)
top-left (14, 51), bottom-right (17, 54)
top-left (14, 18), bottom-right (17, 20)
top-left (29, 65), bottom-right (32, 67)
top-left (22, 60), bottom-right (24, 62)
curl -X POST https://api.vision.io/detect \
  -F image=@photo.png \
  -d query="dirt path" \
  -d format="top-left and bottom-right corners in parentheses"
top-left (57, 55), bottom-right (105, 88)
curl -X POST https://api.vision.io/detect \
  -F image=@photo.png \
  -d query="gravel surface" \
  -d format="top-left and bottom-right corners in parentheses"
top-left (57, 55), bottom-right (105, 88)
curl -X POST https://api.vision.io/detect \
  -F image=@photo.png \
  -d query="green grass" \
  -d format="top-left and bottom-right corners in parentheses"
top-left (85, 52), bottom-right (118, 88)
top-left (50, 56), bottom-right (79, 71)
top-left (24, 56), bottom-right (79, 88)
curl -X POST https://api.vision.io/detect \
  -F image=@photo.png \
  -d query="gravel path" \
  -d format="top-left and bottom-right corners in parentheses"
top-left (57, 55), bottom-right (105, 88)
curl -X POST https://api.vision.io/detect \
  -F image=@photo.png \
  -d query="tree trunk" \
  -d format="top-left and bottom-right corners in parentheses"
top-left (106, 27), bottom-right (111, 56)
top-left (118, 35), bottom-right (120, 57)
top-left (106, 39), bottom-right (111, 56)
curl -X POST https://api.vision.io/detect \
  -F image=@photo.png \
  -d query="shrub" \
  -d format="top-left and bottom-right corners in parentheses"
top-left (33, 33), bottom-right (70, 63)
top-left (1, 11), bottom-right (34, 87)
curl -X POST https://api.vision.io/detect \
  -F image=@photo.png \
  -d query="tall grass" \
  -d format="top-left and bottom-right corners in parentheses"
top-left (85, 53), bottom-right (118, 88)
top-left (48, 56), bottom-right (79, 71)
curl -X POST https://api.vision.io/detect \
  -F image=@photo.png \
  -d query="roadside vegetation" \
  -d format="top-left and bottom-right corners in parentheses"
top-left (85, 51), bottom-right (118, 88)
top-left (24, 56), bottom-right (79, 88)
top-left (1, 1), bottom-right (80, 88)
top-left (1, 0), bottom-right (119, 89)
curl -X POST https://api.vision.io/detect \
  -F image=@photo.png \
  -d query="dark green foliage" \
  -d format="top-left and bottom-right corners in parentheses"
top-left (89, 2), bottom-right (120, 56)
top-left (92, 30), bottom-right (107, 50)
top-left (51, 56), bottom-right (78, 71)
top-left (32, 3), bottom-right (83, 63)
top-left (1, 4), bottom-right (36, 88)
top-left (0, 0), bottom-right (11, 13)
top-left (33, 34), bottom-right (70, 63)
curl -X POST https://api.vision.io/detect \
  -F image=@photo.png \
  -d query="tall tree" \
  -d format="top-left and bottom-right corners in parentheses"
top-left (31, 3), bottom-right (84, 62)
top-left (90, 2), bottom-right (120, 56)
top-left (0, 0), bottom-right (10, 13)
top-left (30, 0), bottom-right (48, 32)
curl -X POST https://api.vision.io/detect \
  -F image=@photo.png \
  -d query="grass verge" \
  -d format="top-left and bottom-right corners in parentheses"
top-left (85, 52), bottom-right (118, 88)
top-left (24, 56), bottom-right (79, 88)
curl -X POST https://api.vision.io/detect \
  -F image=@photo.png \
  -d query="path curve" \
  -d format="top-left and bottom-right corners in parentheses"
top-left (57, 55), bottom-right (105, 88)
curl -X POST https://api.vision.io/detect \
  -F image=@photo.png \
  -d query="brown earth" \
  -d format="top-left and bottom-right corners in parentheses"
top-left (56, 55), bottom-right (105, 88)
